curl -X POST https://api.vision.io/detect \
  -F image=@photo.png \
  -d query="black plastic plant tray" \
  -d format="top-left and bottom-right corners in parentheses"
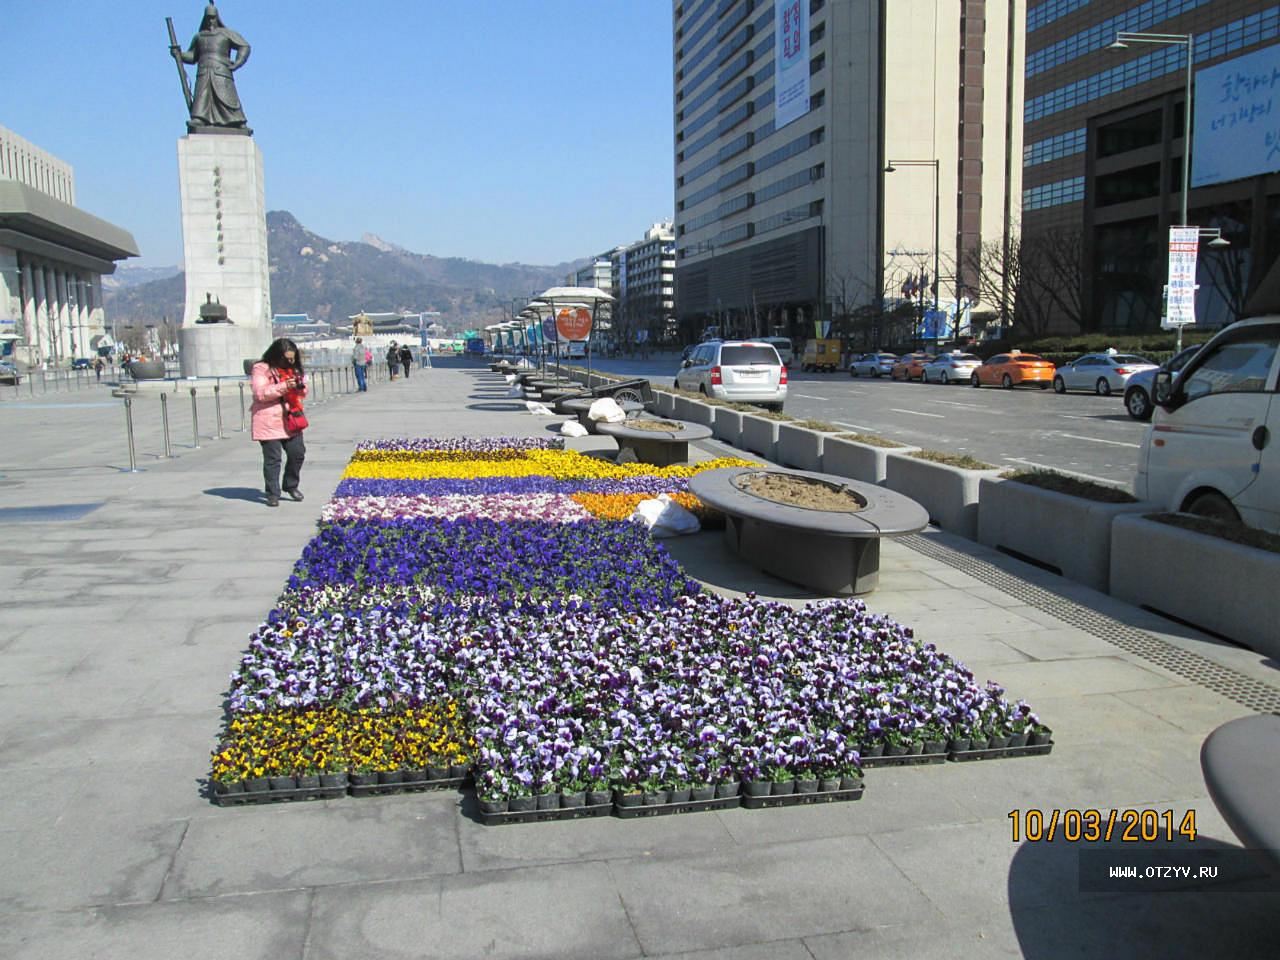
top-left (860, 750), bottom-right (948, 769)
top-left (613, 795), bottom-right (742, 819)
top-left (740, 783), bottom-right (864, 809)
top-left (213, 782), bottom-right (347, 806)
top-left (349, 775), bottom-right (469, 797)
top-left (949, 740), bottom-right (1054, 762)
top-left (479, 802), bottom-right (613, 826)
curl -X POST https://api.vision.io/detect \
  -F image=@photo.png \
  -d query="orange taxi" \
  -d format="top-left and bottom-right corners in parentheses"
top-left (971, 350), bottom-right (1055, 389)
top-left (890, 353), bottom-right (934, 381)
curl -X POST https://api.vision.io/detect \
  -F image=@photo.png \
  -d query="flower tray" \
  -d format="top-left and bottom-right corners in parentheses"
top-left (948, 739), bottom-right (1054, 762)
top-left (612, 795), bottom-right (743, 819)
top-left (348, 773), bottom-right (470, 798)
top-left (739, 781), bottom-right (864, 809)
top-left (859, 752), bottom-right (947, 769)
top-left (478, 802), bottom-right (613, 826)
top-left (212, 775), bottom-right (348, 806)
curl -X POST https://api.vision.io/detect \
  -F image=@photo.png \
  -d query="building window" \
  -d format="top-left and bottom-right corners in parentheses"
top-left (1096, 109), bottom-right (1163, 158)
top-left (1026, 7), bottom-right (1280, 124)
top-left (1095, 162), bottom-right (1161, 207)
top-left (1027, 0), bottom-right (1215, 78)
top-left (1024, 127), bottom-right (1086, 166)
top-left (1023, 176), bottom-right (1085, 210)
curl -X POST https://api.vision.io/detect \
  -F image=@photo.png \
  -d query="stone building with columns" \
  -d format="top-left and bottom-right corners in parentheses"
top-left (0, 124), bottom-right (138, 368)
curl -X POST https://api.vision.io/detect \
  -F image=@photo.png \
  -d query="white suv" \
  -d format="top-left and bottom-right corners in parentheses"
top-left (674, 340), bottom-right (788, 411)
top-left (762, 337), bottom-right (795, 367)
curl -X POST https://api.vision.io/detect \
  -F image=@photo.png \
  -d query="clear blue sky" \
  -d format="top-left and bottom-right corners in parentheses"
top-left (4, 1), bottom-right (675, 268)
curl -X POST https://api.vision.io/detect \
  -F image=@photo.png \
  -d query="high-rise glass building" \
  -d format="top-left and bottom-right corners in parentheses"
top-left (1022, 1), bottom-right (1280, 331)
top-left (672, 0), bottom-right (1025, 344)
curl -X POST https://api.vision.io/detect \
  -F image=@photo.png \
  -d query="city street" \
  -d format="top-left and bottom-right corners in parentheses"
top-left (580, 354), bottom-right (1148, 487)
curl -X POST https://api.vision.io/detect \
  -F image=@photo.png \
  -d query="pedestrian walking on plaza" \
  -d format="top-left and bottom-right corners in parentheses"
top-left (93, 357), bottom-right (104, 382)
top-left (351, 336), bottom-right (368, 391)
top-left (250, 337), bottom-right (308, 507)
top-left (399, 343), bottom-right (413, 379)
top-left (387, 341), bottom-right (400, 380)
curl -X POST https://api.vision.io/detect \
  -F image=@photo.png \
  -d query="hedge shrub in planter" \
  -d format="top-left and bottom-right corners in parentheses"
top-left (978, 473), bottom-right (1153, 592)
top-left (819, 433), bottom-right (916, 486)
top-left (1109, 514), bottom-right (1280, 657)
top-left (776, 421), bottom-right (839, 472)
top-left (884, 451), bottom-right (1001, 540)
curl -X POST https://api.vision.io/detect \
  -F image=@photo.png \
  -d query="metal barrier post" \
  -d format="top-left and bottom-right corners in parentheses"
top-left (28, 372), bottom-right (33, 396)
top-left (190, 387), bottom-right (201, 448)
top-left (238, 381), bottom-right (246, 431)
top-left (214, 382), bottom-right (226, 438)
top-left (123, 396), bottom-right (140, 473)
top-left (160, 393), bottom-right (173, 458)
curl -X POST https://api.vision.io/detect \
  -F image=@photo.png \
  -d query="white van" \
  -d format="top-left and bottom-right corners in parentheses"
top-left (1138, 317), bottom-right (1279, 532)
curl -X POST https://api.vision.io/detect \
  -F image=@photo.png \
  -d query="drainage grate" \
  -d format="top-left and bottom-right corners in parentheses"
top-left (0, 502), bottom-right (105, 523)
top-left (901, 534), bottom-right (1280, 715)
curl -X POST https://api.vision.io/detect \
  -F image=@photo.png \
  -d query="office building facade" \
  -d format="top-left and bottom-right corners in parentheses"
top-left (672, 0), bottom-right (1024, 344)
top-left (1022, 1), bottom-right (1280, 332)
top-left (0, 125), bottom-right (138, 367)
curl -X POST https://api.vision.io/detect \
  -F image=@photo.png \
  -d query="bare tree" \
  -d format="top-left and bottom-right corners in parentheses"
top-left (965, 227), bottom-right (1086, 338)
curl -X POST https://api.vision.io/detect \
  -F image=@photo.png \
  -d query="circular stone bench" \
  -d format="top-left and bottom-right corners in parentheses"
top-left (596, 418), bottom-right (712, 467)
top-left (688, 466), bottom-right (929, 595)
top-left (1201, 715), bottom-right (1280, 871)
top-left (558, 397), bottom-right (644, 430)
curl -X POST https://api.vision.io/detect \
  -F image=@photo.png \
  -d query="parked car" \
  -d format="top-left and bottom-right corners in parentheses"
top-left (971, 351), bottom-right (1055, 389)
top-left (849, 352), bottom-right (897, 377)
top-left (890, 353), bottom-right (934, 381)
top-left (1139, 316), bottom-right (1279, 531)
top-left (0, 360), bottom-right (20, 385)
top-left (674, 339), bottom-right (787, 411)
top-left (1123, 345), bottom-right (1202, 420)
top-left (70, 358), bottom-right (92, 370)
top-left (922, 352), bottom-right (982, 385)
top-left (1052, 351), bottom-right (1158, 396)
top-left (762, 337), bottom-right (795, 367)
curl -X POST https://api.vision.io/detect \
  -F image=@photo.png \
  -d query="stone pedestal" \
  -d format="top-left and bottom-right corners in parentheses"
top-left (179, 324), bottom-right (266, 378)
top-left (177, 133), bottom-right (271, 374)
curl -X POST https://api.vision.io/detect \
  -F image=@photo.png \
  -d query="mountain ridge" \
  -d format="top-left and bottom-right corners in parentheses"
top-left (103, 211), bottom-right (588, 329)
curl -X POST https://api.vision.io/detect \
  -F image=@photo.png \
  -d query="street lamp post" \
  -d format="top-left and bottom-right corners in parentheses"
top-left (885, 159), bottom-right (941, 340)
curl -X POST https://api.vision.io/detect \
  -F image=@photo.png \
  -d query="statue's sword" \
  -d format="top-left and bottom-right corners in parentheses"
top-left (166, 17), bottom-right (194, 112)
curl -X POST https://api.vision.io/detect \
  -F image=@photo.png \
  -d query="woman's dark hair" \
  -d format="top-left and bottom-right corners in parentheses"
top-left (262, 338), bottom-right (304, 373)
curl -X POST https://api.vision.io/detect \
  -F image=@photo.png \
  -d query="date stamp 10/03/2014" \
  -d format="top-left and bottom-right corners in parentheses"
top-left (1008, 808), bottom-right (1197, 844)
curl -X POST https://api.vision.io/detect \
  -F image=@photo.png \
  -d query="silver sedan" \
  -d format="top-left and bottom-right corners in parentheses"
top-left (1053, 353), bottom-right (1158, 396)
top-left (922, 353), bottom-right (982, 385)
top-left (849, 352), bottom-right (897, 377)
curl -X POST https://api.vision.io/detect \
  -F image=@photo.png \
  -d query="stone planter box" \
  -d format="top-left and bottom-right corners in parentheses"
top-left (775, 423), bottom-right (834, 472)
top-left (821, 436), bottom-right (918, 486)
top-left (672, 395), bottom-right (698, 421)
top-left (740, 414), bottom-right (780, 460)
top-left (683, 399), bottom-right (715, 428)
top-left (654, 391), bottom-right (676, 417)
top-left (1109, 515), bottom-right (1280, 657)
top-left (883, 454), bottom-right (1002, 540)
top-left (129, 360), bottom-right (167, 381)
top-left (713, 407), bottom-right (743, 446)
top-left (978, 478), bottom-right (1156, 592)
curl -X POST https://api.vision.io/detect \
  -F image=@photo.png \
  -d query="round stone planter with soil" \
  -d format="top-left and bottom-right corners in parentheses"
top-left (688, 466), bottom-right (929, 595)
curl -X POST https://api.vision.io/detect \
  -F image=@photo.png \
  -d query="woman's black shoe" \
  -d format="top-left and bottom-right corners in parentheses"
top-left (266, 495), bottom-right (279, 507)
top-left (285, 489), bottom-right (304, 502)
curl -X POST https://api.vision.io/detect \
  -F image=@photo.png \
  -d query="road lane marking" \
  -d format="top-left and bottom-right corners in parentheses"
top-left (890, 408), bottom-right (945, 418)
top-left (1058, 432), bottom-right (1140, 448)
top-left (792, 394), bottom-right (827, 400)
top-left (932, 400), bottom-right (986, 410)
top-left (833, 420), bottom-right (877, 432)
top-left (1001, 457), bottom-right (1132, 490)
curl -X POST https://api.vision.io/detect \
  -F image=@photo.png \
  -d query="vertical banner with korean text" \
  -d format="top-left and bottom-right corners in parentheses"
top-left (775, 0), bottom-right (809, 129)
top-left (1164, 227), bottom-right (1199, 328)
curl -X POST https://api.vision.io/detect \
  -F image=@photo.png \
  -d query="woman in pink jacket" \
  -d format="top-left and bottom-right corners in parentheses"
top-left (250, 338), bottom-right (308, 507)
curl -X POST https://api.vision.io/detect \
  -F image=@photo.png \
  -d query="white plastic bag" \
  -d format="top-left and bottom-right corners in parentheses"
top-left (629, 493), bottom-right (701, 538)
top-left (504, 373), bottom-right (517, 383)
top-left (526, 400), bottom-right (556, 416)
top-left (506, 386), bottom-right (524, 398)
top-left (560, 419), bottom-right (589, 437)
top-left (588, 397), bottom-right (627, 423)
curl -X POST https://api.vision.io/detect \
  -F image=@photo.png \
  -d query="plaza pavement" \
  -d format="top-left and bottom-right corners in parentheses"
top-left (1, 357), bottom-right (1278, 960)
